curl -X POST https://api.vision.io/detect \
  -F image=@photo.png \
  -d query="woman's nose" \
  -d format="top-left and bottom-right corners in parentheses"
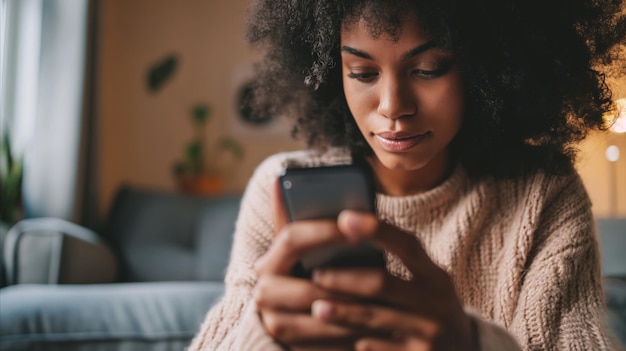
top-left (377, 76), bottom-right (416, 120)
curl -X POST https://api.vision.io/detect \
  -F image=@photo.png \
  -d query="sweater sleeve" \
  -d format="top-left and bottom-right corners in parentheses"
top-left (463, 171), bottom-right (619, 351)
top-left (187, 154), bottom-right (286, 351)
top-left (507, 172), bottom-right (619, 350)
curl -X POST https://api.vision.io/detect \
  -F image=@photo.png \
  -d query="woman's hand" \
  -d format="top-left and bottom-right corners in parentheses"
top-left (255, 180), bottom-right (476, 350)
top-left (253, 180), bottom-right (363, 350)
top-left (309, 210), bottom-right (477, 351)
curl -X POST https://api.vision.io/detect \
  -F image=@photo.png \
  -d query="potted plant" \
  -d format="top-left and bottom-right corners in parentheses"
top-left (145, 55), bottom-right (244, 195)
top-left (0, 131), bottom-right (23, 229)
top-left (172, 103), bottom-right (244, 195)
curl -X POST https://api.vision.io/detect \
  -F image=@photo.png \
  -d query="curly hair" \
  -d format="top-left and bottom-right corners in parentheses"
top-left (245, 0), bottom-right (626, 178)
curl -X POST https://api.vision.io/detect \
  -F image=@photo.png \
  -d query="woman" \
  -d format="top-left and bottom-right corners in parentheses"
top-left (189, 0), bottom-right (625, 350)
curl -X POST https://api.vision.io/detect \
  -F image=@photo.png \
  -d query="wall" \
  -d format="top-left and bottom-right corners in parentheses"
top-left (98, 0), bottom-right (305, 213)
top-left (577, 77), bottom-right (626, 218)
top-left (578, 132), bottom-right (626, 217)
top-left (98, 0), bottom-right (626, 217)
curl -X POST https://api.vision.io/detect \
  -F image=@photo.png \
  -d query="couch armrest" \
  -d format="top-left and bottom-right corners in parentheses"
top-left (3, 218), bottom-right (117, 285)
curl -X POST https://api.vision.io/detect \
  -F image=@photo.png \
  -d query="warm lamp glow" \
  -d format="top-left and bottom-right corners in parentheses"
top-left (609, 98), bottom-right (626, 133)
top-left (606, 145), bottom-right (620, 162)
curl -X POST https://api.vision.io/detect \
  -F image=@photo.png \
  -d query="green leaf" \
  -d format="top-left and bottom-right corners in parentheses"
top-left (185, 140), bottom-right (204, 172)
top-left (146, 54), bottom-right (179, 92)
top-left (218, 137), bottom-right (245, 160)
top-left (191, 103), bottom-right (211, 125)
top-left (0, 134), bottom-right (9, 182)
top-left (0, 131), bottom-right (23, 224)
top-left (2, 131), bottom-right (12, 166)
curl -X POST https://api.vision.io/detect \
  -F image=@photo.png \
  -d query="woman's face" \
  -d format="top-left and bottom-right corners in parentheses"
top-left (341, 16), bottom-right (464, 174)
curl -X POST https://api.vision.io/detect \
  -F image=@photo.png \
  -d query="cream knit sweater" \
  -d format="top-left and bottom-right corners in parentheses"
top-left (188, 149), bottom-right (618, 351)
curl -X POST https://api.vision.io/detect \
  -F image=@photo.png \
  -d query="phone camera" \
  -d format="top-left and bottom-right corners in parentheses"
top-left (283, 180), bottom-right (292, 189)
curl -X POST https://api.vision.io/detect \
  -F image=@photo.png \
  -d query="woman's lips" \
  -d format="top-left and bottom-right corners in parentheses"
top-left (374, 131), bottom-right (430, 152)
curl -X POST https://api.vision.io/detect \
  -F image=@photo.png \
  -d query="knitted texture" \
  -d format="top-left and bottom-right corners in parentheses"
top-left (187, 148), bottom-right (617, 351)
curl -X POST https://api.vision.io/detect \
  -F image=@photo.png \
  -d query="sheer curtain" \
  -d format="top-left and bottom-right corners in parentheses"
top-left (1, 0), bottom-right (98, 225)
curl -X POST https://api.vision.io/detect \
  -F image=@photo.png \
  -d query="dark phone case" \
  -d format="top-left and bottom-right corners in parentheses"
top-left (279, 164), bottom-right (385, 278)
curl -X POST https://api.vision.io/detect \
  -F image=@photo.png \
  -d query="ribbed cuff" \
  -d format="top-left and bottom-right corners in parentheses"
top-left (465, 308), bottom-right (523, 351)
top-left (230, 303), bottom-right (285, 351)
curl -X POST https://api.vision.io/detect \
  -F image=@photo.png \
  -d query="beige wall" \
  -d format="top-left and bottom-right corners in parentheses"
top-left (577, 77), bottom-right (626, 218)
top-left (98, 0), bottom-right (626, 217)
top-left (577, 131), bottom-right (626, 217)
top-left (98, 0), bottom-right (305, 213)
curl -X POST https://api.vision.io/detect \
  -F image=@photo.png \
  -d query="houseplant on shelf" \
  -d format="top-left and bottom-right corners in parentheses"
top-left (172, 103), bottom-right (244, 195)
top-left (0, 131), bottom-right (23, 227)
top-left (146, 54), bottom-right (244, 195)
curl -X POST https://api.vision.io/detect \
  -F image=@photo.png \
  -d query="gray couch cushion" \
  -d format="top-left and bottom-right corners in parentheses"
top-left (597, 218), bottom-right (626, 278)
top-left (0, 282), bottom-right (224, 351)
top-left (3, 218), bottom-right (117, 285)
top-left (195, 200), bottom-right (241, 281)
top-left (596, 218), bottom-right (626, 345)
top-left (104, 186), bottom-right (240, 282)
top-left (604, 277), bottom-right (626, 346)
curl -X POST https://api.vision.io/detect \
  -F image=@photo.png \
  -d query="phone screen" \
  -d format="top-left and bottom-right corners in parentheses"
top-left (279, 164), bottom-right (385, 277)
top-left (280, 165), bottom-right (376, 221)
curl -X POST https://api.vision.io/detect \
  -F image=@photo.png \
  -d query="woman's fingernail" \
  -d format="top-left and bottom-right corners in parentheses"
top-left (312, 300), bottom-right (334, 320)
top-left (349, 214), bottom-right (363, 231)
top-left (338, 211), bottom-right (362, 242)
top-left (312, 269), bottom-right (323, 283)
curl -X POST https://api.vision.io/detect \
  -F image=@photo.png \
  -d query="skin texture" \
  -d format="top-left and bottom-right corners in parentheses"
top-left (254, 182), bottom-right (475, 351)
top-left (340, 16), bottom-right (464, 195)
top-left (253, 16), bottom-right (476, 351)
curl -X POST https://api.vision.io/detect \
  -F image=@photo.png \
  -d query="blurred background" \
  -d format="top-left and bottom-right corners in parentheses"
top-left (1, 2), bottom-right (625, 349)
top-left (1, 0), bottom-right (625, 229)
top-left (1, 0), bottom-right (307, 229)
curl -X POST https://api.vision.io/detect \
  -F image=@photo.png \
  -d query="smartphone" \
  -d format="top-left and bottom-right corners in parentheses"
top-left (279, 164), bottom-right (386, 277)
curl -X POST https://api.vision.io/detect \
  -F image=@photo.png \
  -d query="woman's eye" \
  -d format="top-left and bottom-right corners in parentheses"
top-left (347, 72), bottom-right (378, 83)
top-left (411, 62), bottom-right (453, 79)
top-left (412, 69), bottom-right (440, 79)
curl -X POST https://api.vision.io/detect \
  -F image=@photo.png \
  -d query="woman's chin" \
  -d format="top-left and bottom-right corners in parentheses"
top-left (372, 152), bottom-right (430, 173)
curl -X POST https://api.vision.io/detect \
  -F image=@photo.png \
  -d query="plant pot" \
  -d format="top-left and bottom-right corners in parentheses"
top-left (176, 174), bottom-right (224, 196)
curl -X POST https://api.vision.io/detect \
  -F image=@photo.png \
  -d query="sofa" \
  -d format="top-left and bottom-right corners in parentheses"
top-left (1, 186), bottom-right (240, 351)
top-left (0, 186), bottom-right (624, 350)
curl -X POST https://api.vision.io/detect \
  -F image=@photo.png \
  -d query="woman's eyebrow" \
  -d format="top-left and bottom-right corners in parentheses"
top-left (341, 46), bottom-right (373, 60)
top-left (402, 39), bottom-right (442, 59)
top-left (341, 38), bottom-right (442, 61)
